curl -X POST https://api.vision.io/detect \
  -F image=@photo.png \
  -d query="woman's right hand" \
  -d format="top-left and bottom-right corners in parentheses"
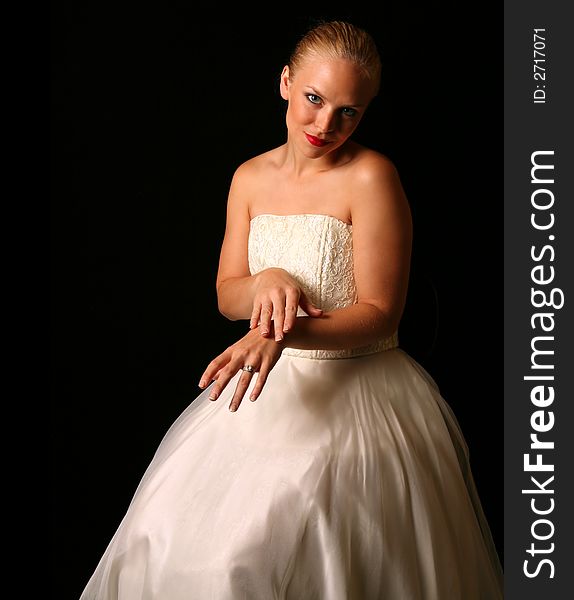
top-left (250, 268), bottom-right (323, 341)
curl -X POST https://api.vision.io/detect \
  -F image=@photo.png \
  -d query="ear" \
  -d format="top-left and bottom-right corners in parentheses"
top-left (279, 65), bottom-right (290, 100)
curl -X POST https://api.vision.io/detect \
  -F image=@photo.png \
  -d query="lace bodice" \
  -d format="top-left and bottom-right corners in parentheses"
top-left (248, 213), bottom-right (399, 359)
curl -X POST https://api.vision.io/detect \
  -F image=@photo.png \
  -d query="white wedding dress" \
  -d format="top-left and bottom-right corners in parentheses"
top-left (80, 213), bottom-right (503, 599)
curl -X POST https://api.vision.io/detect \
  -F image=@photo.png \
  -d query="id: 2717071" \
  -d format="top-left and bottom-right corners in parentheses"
top-left (533, 29), bottom-right (546, 104)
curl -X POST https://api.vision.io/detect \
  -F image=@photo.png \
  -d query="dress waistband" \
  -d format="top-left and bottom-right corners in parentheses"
top-left (280, 332), bottom-right (399, 360)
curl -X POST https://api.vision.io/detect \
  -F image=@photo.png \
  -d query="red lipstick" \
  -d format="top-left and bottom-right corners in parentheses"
top-left (304, 132), bottom-right (329, 147)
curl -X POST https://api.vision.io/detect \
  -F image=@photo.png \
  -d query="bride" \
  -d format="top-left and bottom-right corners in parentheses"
top-left (80, 20), bottom-right (503, 599)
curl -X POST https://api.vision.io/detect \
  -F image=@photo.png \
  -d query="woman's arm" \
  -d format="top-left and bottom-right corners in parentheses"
top-left (215, 162), bottom-right (260, 320)
top-left (216, 160), bottom-right (323, 331)
top-left (282, 154), bottom-right (413, 351)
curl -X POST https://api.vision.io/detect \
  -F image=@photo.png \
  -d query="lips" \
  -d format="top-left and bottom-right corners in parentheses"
top-left (304, 132), bottom-right (330, 147)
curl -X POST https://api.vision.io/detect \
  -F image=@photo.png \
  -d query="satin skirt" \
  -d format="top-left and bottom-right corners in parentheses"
top-left (80, 348), bottom-right (503, 599)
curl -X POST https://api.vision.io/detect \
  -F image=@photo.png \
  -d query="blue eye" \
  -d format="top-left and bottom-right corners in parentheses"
top-left (342, 107), bottom-right (357, 118)
top-left (306, 94), bottom-right (321, 105)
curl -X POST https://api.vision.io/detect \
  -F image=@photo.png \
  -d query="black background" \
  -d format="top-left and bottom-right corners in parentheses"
top-left (52, 5), bottom-right (502, 597)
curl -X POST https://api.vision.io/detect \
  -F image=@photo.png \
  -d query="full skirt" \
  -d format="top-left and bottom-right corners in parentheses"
top-left (80, 348), bottom-right (503, 599)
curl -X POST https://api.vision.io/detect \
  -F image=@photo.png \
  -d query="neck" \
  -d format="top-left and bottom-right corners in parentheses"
top-left (281, 136), bottom-right (350, 179)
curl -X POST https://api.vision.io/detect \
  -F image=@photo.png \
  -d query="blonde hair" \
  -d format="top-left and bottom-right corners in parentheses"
top-left (288, 21), bottom-right (382, 95)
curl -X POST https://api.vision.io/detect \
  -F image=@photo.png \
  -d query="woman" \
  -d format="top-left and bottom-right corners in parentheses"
top-left (81, 21), bottom-right (503, 599)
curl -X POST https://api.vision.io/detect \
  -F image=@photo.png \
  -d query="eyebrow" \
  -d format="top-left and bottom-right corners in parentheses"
top-left (305, 86), bottom-right (365, 108)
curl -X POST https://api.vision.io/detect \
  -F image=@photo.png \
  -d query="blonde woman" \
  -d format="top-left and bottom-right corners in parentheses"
top-left (81, 21), bottom-right (503, 599)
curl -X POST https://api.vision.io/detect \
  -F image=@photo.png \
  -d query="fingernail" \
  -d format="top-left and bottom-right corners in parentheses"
top-left (261, 329), bottom-right (268, 335)
top-left (250, 395), bottom-right (256, 401)
top-left (229, 404), bottom-right (236, 412)
top-left (275, 335), bottom-right (283, 342)
top-left (199, 380), bottom-right (206, 388)
top-left (283, 326), bottom-right (289, 332)
top-left (209, 392), bottom-right (218, 400)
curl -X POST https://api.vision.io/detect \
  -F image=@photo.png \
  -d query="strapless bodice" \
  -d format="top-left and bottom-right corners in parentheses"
top-left (248, 213), bottom-right (398, 359)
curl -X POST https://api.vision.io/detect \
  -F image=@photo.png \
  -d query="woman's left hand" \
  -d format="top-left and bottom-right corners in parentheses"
top-left (198, 321), bottom-right (286, 412)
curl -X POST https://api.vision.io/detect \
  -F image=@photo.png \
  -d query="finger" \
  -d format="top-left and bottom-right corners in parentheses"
top-left (299, 292), bottom-right (323, 316)
top-left (271, 299), bottom-right (286, 342)
top-left (249, 302), bottom-right (261, 330)
top-left (229, 369), bottom-right (256, 412)
top-left (198, 356), bottom-right (227, 388)
top-left (249, 363), bottom-right (270, 402)
top-left (208, 364), bottom-right (237, 401)
top-left (282, 288), bottom-right (299, 333)
top-left (259, 302), bottom-right (273, 336)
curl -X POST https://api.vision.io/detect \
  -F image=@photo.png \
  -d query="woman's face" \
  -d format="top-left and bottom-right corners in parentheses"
top-left (280, 55), bottom-right (375, 158)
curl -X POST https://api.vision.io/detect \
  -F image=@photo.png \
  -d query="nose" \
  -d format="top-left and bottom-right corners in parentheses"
top-left (314, 107), bottom-right (336, 134)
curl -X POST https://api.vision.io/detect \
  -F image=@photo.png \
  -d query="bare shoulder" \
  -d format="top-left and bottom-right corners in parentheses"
top-left (223, 153), bottom-right (271, 230)
top-left (347, 145), bottom-right (411, 226)
top-left (350, 146), bottom-right (402, 190)
top-left (231, 147), bottom-right (281, 189)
